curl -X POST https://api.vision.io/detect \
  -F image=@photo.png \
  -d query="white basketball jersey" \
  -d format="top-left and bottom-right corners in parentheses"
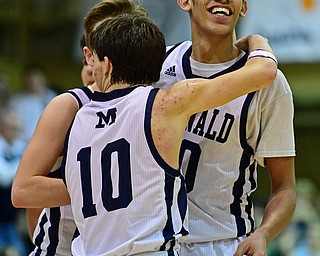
top-left (62, 86), bottom-right (188, 256)
top-left (155, 41), bottom-right (295, 242)
top-left (30, 86), bottom-right (93, 256)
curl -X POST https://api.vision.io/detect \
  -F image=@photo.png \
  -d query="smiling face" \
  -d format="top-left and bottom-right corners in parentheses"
top-left (178, 0), bottom-right (247, 38)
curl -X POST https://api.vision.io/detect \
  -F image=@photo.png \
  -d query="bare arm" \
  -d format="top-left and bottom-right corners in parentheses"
top-left (163, 34), bottom-right (277, 118)
top-left (26, 208), bottom-right (43, 240)
top-left (259, 157), bottom-right (296, 243)
top-left (153, 35), bottom-right (278, 169)
top-left (234, 157), bottom-right (296, 256)
top-left (11, 93), bottom-right (78, 208)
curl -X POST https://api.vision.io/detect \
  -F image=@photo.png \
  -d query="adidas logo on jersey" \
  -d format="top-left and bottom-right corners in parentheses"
top-left (164, 65), bottom-right (176, 77)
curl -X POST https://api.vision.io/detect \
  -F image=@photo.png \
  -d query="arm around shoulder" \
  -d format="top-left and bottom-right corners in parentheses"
top-left (160, 35), bottom-right (278, 121)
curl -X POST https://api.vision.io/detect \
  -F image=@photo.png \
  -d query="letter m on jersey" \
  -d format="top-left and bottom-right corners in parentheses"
top-left (95, 108), bottom-right (117, 128)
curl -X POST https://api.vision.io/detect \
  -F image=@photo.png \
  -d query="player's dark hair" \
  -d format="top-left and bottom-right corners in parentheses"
top-left (84, 0), bottom-right (147, 47)
top-left (90, 14), bottom-right (166, 86)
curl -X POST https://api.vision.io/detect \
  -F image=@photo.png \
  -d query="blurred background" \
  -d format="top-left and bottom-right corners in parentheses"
top-left (0, 0), bottom-right (319, 255)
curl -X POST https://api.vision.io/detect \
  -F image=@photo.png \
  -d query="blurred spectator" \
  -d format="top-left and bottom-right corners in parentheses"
top-left (276, 178), bottom-right (320, 256)
top-left (254, 178), bottom-right (320, 256)
top-left (0, 109), bottom-right (27, 255)
top-left (0, 75), bottom-right (10, 110)
top-left (10, 65), bottom-right (57, 145)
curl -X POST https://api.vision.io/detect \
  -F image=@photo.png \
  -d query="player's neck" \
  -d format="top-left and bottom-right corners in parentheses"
top-left (91, 82), bottom-right (99, 92)
top-left (191, 34), bottom-right (240, 64)
top-left (104, 82), bottom-right (132, 93)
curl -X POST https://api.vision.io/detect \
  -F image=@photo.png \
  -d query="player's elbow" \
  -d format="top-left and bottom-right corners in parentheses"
top-left (11, 185), bottom-right (27, 208)
top-left (260, 61), bottom-right (278, 87)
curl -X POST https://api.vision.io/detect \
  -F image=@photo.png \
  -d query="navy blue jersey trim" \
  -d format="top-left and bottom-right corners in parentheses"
top-left (65, 86), bottom-right (92, 96)
top-left (230, 151), bottom-right (250, 236)
top-left (164, 42), bottom-right (184, 61)
top-left (34, 213), bottom-right (48, 255)
top-left (247, 162), bottom-right (257, 234)
top-left (241, 92), bottom-right (257, 235)
top-left (160, 173), bottom-right (188, 251)
top-left (177, 178), bottom-right (188, 236)
top-left (60, 119), bottom-right (74, 187)
top-left (144, 88), bottom-right (187, 252)
top-left (67, 91), bottom-right (83, 108)
top-left (79, 86), bottom-right (94, 98)
top-left (182, 47), bottom-right (248, 79)
top-left (73, 228), bottom-right (80, 240)
top-left (239, 92), bottom-right (256, 154)
top-left (33, 208), bottom-right (61, 255)
top-left (91, 86), bottom-right (140, 101)
top-left (160, 172), bottom-right (175, 252)
top-left (46, 207), bottom-right (61, 255)
top-left (230, 91), bottom-right (256, 237)
top-left (47, 168), bottom-right (62, 178)
top-left (144, 88), bottom-right (180, 176)
top-left (66, 86), bottom-right (93, 109)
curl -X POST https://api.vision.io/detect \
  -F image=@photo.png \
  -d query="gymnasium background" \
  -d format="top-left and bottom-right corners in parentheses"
top-left (0, 0), bottom-right (319, 255)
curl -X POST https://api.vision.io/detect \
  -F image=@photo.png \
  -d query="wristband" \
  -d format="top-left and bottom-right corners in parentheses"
top-left (248, 49), bottom-right (278, 65)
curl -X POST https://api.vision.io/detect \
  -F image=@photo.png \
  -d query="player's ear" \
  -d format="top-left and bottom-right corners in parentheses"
top-left (103, 56), bottom-right (112, 77)
top-left (239, 0), bottom-right (248, 17)
top-left (83, 46), bottom-right (94, 66)
top-left (177, 0), bottom-right (191, 12)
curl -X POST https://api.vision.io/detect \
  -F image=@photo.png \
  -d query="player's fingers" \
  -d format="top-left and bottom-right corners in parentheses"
top-left (235, 37), bottom-right (249, 51)
top-left (233, 245), bottom-right (246, 256)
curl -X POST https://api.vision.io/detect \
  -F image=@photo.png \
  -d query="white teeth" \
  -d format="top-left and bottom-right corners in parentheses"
top-left (210, 7), bottom-right (230, 16)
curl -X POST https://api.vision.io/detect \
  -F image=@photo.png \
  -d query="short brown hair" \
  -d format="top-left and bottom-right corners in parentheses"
top-left (90, 14), bottom-right (166, 86)
top-left (84, 0), bottom-right (147, 47)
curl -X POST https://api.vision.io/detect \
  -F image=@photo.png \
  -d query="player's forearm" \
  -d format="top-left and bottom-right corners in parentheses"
top-left (244, 53), bottom-right (278, 89)
top-left (254, 185), bottom-right (296, 244)
top-left (243, 34), bottom-right (278, 88)
top-left (12, 176), bottom-right (70, 208)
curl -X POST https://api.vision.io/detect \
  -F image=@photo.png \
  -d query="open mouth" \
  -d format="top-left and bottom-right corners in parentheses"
top-left (208, 7), bottom-right (231, 16)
